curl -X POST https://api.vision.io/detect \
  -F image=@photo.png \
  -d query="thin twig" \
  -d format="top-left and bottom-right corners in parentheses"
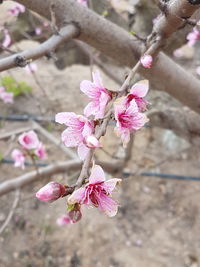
top-left (0, 189), bottom-right (20, 235)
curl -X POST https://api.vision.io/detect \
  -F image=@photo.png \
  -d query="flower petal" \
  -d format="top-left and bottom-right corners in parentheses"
top-left (130, 80), bottom-right (149, 97)
top-left (89, 165), bottom-right (106, 184)
top-left (77, 143), bottom-right (89, 160)
top-left (80, 80), bottom-right (98, 99)
top-left (55, 112), bottom-right (80, 127)
top-left (92, 70), bottom-right (104, 88)
top-left (103, 178), bottom-right (122, 193)
top-left (84, 101), bottom-right (99, 118)
top-left (98, 193), bottom-right (118, 217)
top-left (61, 128), bottom-right (82, 147)
top-left (68, 187), bottom-right (86, 204)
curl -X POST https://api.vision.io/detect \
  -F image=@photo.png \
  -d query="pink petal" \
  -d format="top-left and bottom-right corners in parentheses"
top-left (98, 193), bottom-right (118, 217)
top-left (82, 121), bottom-right (94, 138)
top-left (130, 80), bottom-right (149, 97)
top-left (103, 178), bottom-right (122, 193)
top-left (86, 135), bottom-right (101, 148)
top-left (84, 101), bottom-right (99, 118)
top-left (68, 187), bottom-right (86, 204)
top-left (56, 215), bottom-right (71, 226)
top-left (61, 128), bottom-right (82, 147)
top-left (92, 70), bottom-right (104, 88)
top-left (89, 165), bottom-right (106, 184)
top-left (80, 80), bottom-right (98, 98)
top-left (77, 143), bottom-right (89, 160)
top-left (55, 112), bottom-right (79, 126)
top-left (2, 29), bottom-right (11, 48)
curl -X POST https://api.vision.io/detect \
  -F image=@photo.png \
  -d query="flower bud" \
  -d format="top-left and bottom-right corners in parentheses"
top-left (68, 204), bottom-right (82, 223)
top-left (36, 182), bottom-right (66, 203)
top-left (140, 55), bottom-right (153, 69)
top-left (56, 215), bottom-right (71, 226)
top-left (86, 135), bottom-right (101, 148)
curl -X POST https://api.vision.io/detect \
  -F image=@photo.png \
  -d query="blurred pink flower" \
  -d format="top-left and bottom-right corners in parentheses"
top-left (114, 100), bottom-right (148, 146)
top-left (140, 55), bottom-right (153, 68)
top-left (0, 91), bottom-right (14, 104)
top-left (187, 27), bottom-right (200, 46)
top-left (196, 66), bottom-right (200, 76)
top-left (124, 80), bottom-right (149, 112)
top-left (35, 27), bottom-right (42, 35)
top-left (77, 0), bottom-right (88, 7)
top-left (24, 62), bottom-right (37, 74)
top-left (80, 71), bottom-right (112, 119)
top-left (2, 29), bottom-right (11, 48)
top-left (56, 215), bottom-right (72, 226)
top-left (11, 149), bottom-right (25, 169)
top-left (36, 182), bottom-right (66, 203)
top-left (35, 142), bottom-right (47, 159)
top-left (18, 130), bottom-right (40, 150)
top-left (8, 3), bottom-right (25, 16)
top-left (68, 165), bottom-right (121, 217)
top-left (55, 112), bottom-right (95, 160)
top-left (86, 135), bottom-right (101, 148)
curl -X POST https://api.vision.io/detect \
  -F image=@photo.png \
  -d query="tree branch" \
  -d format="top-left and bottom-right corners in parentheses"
top-left (10, 0), bottom-right (200, 115)
top-left (0, 159), bottom-right (122, 197)
top-left (0, 24), bottom-right (79, 72)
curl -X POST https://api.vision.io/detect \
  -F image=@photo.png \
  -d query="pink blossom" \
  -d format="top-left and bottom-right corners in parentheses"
top-left (36, 182), bottom-right (66, 203)
top-left (18, 130), bottom-right (40, 150)
top-left (8, 3), bottom-right (25, 16)
top-left (187, 27), bottom-right (200, 46)
top-left (11, 149), bottom-right (25, 169)
top-left (196, 66), bottom-right (200, 76)
top-left (68, 165), bottom-right (121, 217)
top-left (0, 91), bottom-right (14, 104)
top-left (0, 87), bottom-right (5, 93)
top-left (124, 80), bottom-right (149, 112)
top-left (34, 142), bottom-right (47, 159)
top-left (55, 112), bottom-right (95, 160)
top-left (2, 29), bottom-right (11, 48)
top-left (24, 62), bottom-right (38, 74)
top-left (86, 135), bottom-right (101, 148)
top-left (56, 215), bottom-right (72, 226)
top-left (114, 100), bottom-right (148, 146)
top-left (35, 27), bottom-right (42, 35)
top-left (80, 71), bottom-right (112, 119)
top-left (77, 0), bottom-right (88, 7)
top-left (140, 55), bottom-right (153, 68)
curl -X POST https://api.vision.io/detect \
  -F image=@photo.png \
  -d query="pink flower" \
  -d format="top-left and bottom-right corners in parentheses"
top-left (77, 0), bottom-right (88, 7)
top-left (114, 100), bottom-right (148, 146)
top-left (80, 71), bottom-right (112, 119)
top-left (18, 130), bottom-right (40, 150)
top-left (55, 112), bottom-right (95, 160)
top-left (35, 27), bottom-right (42, 35)
top-left (2, 29), bottom-right (11, 48)
top-left (86, 135), bottom-right (101, 148)
top-left (187, 27), bottom-right (200, 46)
top-left (140, 55), bottom-right (153, 68)
top-left (34, 142), bottom-right (47, 159)
top-left (124, 80), bottom-right (149, 112)
top-left (0, 91), bottom-right (14, 104)
top-left (24, 63), bottom-right (37, 74)
top-left (56, 215), bottom-right (72, 226)
top-left (11, 149), bottom-right (25, 169)
top-left (36, 182), bottom-right (66, 203)
top-left (8, 3), bottom-right (25, 16)
top-left (68, 165), bottom-right (121, 217)
top-left (196, 66), bottom-right (200, 76)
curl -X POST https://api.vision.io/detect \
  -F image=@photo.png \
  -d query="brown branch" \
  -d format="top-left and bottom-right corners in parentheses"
top-left (0, 159), bottom-right (122, 197)
top-left (0, 24), bottom-right (79, 72)
top-left (13, 0), bottom-right (200, 114)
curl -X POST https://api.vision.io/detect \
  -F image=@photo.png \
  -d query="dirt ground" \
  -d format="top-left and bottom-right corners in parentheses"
top-left (0, 50), bottom-right (200, 267)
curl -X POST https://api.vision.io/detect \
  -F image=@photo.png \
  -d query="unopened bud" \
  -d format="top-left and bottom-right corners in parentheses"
top-left (86, 135), bottom-right (101, 148)
top-left (140, 55), bottom-right (153, 69)
top-left (36, 181), bottom-right (66, 203)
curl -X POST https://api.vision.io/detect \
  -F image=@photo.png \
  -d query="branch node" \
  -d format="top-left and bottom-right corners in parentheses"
top-left (14, 56), bottom-right (28, 68)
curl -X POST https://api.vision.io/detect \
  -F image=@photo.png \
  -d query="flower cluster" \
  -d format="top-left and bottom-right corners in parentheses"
top-left (36, 70), bottom-right (149, 225)
top-left (11, 130), bottom-right (47, 169)
top-left (0, 86), bottom-right (14, 104)
top-left (187, 26), bottom-right (200, 46)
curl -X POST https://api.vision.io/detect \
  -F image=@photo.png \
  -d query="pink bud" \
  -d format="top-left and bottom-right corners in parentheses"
top-left (140, 55), bottom-right (153, 69)
top-left (68, 207), bottom-right (82, 223)
top-left (86, 135), bottom-right (101, 148)
top-left (11, 149), bottom-right (25, 169)
top-left (36, 182), bottom-right (66, 203)
top-left (18, 130), bottom-right (39, 150)
top-left (56, 215), bottom-right (71, 226)
top-left (34, 142), bottom-right (47, 159)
